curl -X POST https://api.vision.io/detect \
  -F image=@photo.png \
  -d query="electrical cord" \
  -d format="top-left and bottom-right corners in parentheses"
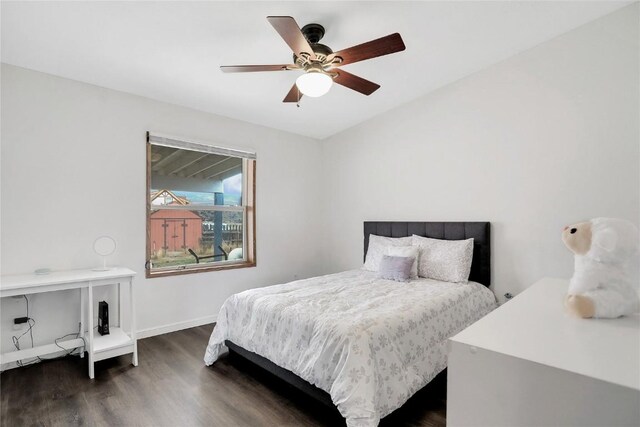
top-left (11, 296), bottom-right (39, 367)
top-left (8, 295), bottom-right (87, 369)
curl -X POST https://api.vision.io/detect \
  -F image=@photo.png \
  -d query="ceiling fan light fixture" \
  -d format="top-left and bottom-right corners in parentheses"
top-left (295, 71), bottom-right (333, 97)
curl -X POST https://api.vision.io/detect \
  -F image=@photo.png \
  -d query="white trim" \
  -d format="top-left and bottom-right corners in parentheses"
top-left (151, 204), bottom-right (244, 212)
top-left (136, 315), bottom-right (216, 339)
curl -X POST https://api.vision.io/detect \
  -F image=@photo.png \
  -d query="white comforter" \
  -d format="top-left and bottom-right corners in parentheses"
top-left (204, 270), bottom-right (496, 426)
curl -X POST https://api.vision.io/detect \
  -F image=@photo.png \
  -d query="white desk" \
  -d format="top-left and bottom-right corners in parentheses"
top-left (447, 277), bottom-right (640, 426)
top-left (0, 268), bottom-right (137, 379)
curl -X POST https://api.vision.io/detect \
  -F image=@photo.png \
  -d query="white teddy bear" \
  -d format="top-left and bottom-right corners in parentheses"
top-left (562, 217), bottom-right (639, 318)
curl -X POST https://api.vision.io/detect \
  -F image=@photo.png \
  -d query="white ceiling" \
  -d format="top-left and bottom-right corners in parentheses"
top-left (1, 1), bottom-right (631, 139)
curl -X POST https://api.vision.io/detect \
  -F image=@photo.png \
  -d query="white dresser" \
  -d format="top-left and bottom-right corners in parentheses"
top-left (448, 277), bottom-right (640, 427)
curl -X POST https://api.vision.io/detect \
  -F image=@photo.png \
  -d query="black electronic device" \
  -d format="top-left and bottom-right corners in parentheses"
top-left (98, 301), bottom-right (109, 336)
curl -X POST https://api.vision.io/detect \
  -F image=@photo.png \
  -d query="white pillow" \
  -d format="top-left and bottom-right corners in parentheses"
top-left (412, 235), bottom-right (474, 283)
top-left (386, 245), bottom-right (419, 279)
top-left (363, 235), bottom-right (412, 272)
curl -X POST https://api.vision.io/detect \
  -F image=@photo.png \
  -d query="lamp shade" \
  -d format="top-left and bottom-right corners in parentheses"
top-left (295, 72), bottom-right (333, 97)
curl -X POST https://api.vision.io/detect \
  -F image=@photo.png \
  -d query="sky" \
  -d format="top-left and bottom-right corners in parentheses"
top-left (223, 173), bottom-right (242, 196)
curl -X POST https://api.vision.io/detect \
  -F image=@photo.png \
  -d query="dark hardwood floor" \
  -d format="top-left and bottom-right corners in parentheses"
top-left (1, 324), bottom-right (446, 426)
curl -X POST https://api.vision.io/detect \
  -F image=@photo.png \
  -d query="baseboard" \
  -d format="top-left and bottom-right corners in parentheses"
top-left (136, 315), bottom-right (216, 339)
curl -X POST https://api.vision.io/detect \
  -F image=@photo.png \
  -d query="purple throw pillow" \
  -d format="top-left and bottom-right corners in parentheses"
top-left (378, 255), bottom-right (414, 282)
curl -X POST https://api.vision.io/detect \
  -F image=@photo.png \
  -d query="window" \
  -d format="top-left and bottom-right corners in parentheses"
top-left (146, 133), bottom-right (256, 277)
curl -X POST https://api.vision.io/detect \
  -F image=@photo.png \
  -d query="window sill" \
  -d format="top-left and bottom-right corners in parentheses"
top-left (145, 261), bottom-right (256, 278)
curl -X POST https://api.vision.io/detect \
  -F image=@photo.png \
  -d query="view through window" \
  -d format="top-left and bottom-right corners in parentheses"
top-left (146, 134), bottom-right (255, 277)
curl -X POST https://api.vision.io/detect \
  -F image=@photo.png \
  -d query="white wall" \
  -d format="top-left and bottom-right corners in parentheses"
top-left (320, 5), bottom-right (639, 301)
top-left (0, 64), bottom-right (324, 356)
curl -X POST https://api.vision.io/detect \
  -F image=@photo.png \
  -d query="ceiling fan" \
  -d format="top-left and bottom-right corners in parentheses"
top-left (220, 16), bottom-right (406, 103)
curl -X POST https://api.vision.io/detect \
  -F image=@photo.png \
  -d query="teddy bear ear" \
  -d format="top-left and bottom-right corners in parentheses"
top-left (595, 229), bottom-right (618, 252)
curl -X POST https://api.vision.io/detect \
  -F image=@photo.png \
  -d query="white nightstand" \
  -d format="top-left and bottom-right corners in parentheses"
top-left (447, 277), bottom-right (640, 427)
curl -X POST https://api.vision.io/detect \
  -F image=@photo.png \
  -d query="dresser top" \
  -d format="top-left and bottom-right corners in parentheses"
top-left (451, 277), bottom-right (640, 391)
top-left (1, 267), bottom-right (136, 292)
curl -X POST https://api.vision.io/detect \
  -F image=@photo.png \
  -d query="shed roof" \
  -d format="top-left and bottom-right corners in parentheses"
top-left (150, 189), bottom-right (189, 206)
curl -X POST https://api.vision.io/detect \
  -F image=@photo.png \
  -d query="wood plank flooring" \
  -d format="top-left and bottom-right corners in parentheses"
top-left (1, 324), bottom-right (446, 426)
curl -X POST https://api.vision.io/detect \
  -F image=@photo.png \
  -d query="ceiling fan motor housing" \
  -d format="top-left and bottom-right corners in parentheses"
top-left (294, 23), bottom-right (334, 64)
top-left (301, 23), bottom-right (325, 43)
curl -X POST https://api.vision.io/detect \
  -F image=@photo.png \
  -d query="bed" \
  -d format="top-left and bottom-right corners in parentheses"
top-left (205, 221), bottom-right (496, 426)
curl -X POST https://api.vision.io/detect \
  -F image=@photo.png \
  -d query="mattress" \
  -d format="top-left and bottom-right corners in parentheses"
top-left (204, 269), bottom-right (497, 427)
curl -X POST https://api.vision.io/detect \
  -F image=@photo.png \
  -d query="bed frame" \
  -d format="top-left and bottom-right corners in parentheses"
top-left (225, 221), bottom-right (491, 409)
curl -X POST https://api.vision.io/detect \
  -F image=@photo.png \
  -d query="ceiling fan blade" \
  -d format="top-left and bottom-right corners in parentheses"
top-left (267, 16), bottom-right (316, 60)
top-left (333, 70), bottom-right (380, 95)
top-left (283, 83), bottom-right (302, 103)
top-left (330, 33), bottom-right (405, 67)
top-left (220, 64), bottom-right (296, 73)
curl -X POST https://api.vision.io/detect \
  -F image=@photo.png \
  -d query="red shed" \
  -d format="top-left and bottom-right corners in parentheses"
top-left (149, 190), bottom-right (203, 256)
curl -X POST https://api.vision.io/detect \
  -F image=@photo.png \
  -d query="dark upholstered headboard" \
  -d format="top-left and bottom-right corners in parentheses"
top-left (364, 222), bottom-right (491, 287)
